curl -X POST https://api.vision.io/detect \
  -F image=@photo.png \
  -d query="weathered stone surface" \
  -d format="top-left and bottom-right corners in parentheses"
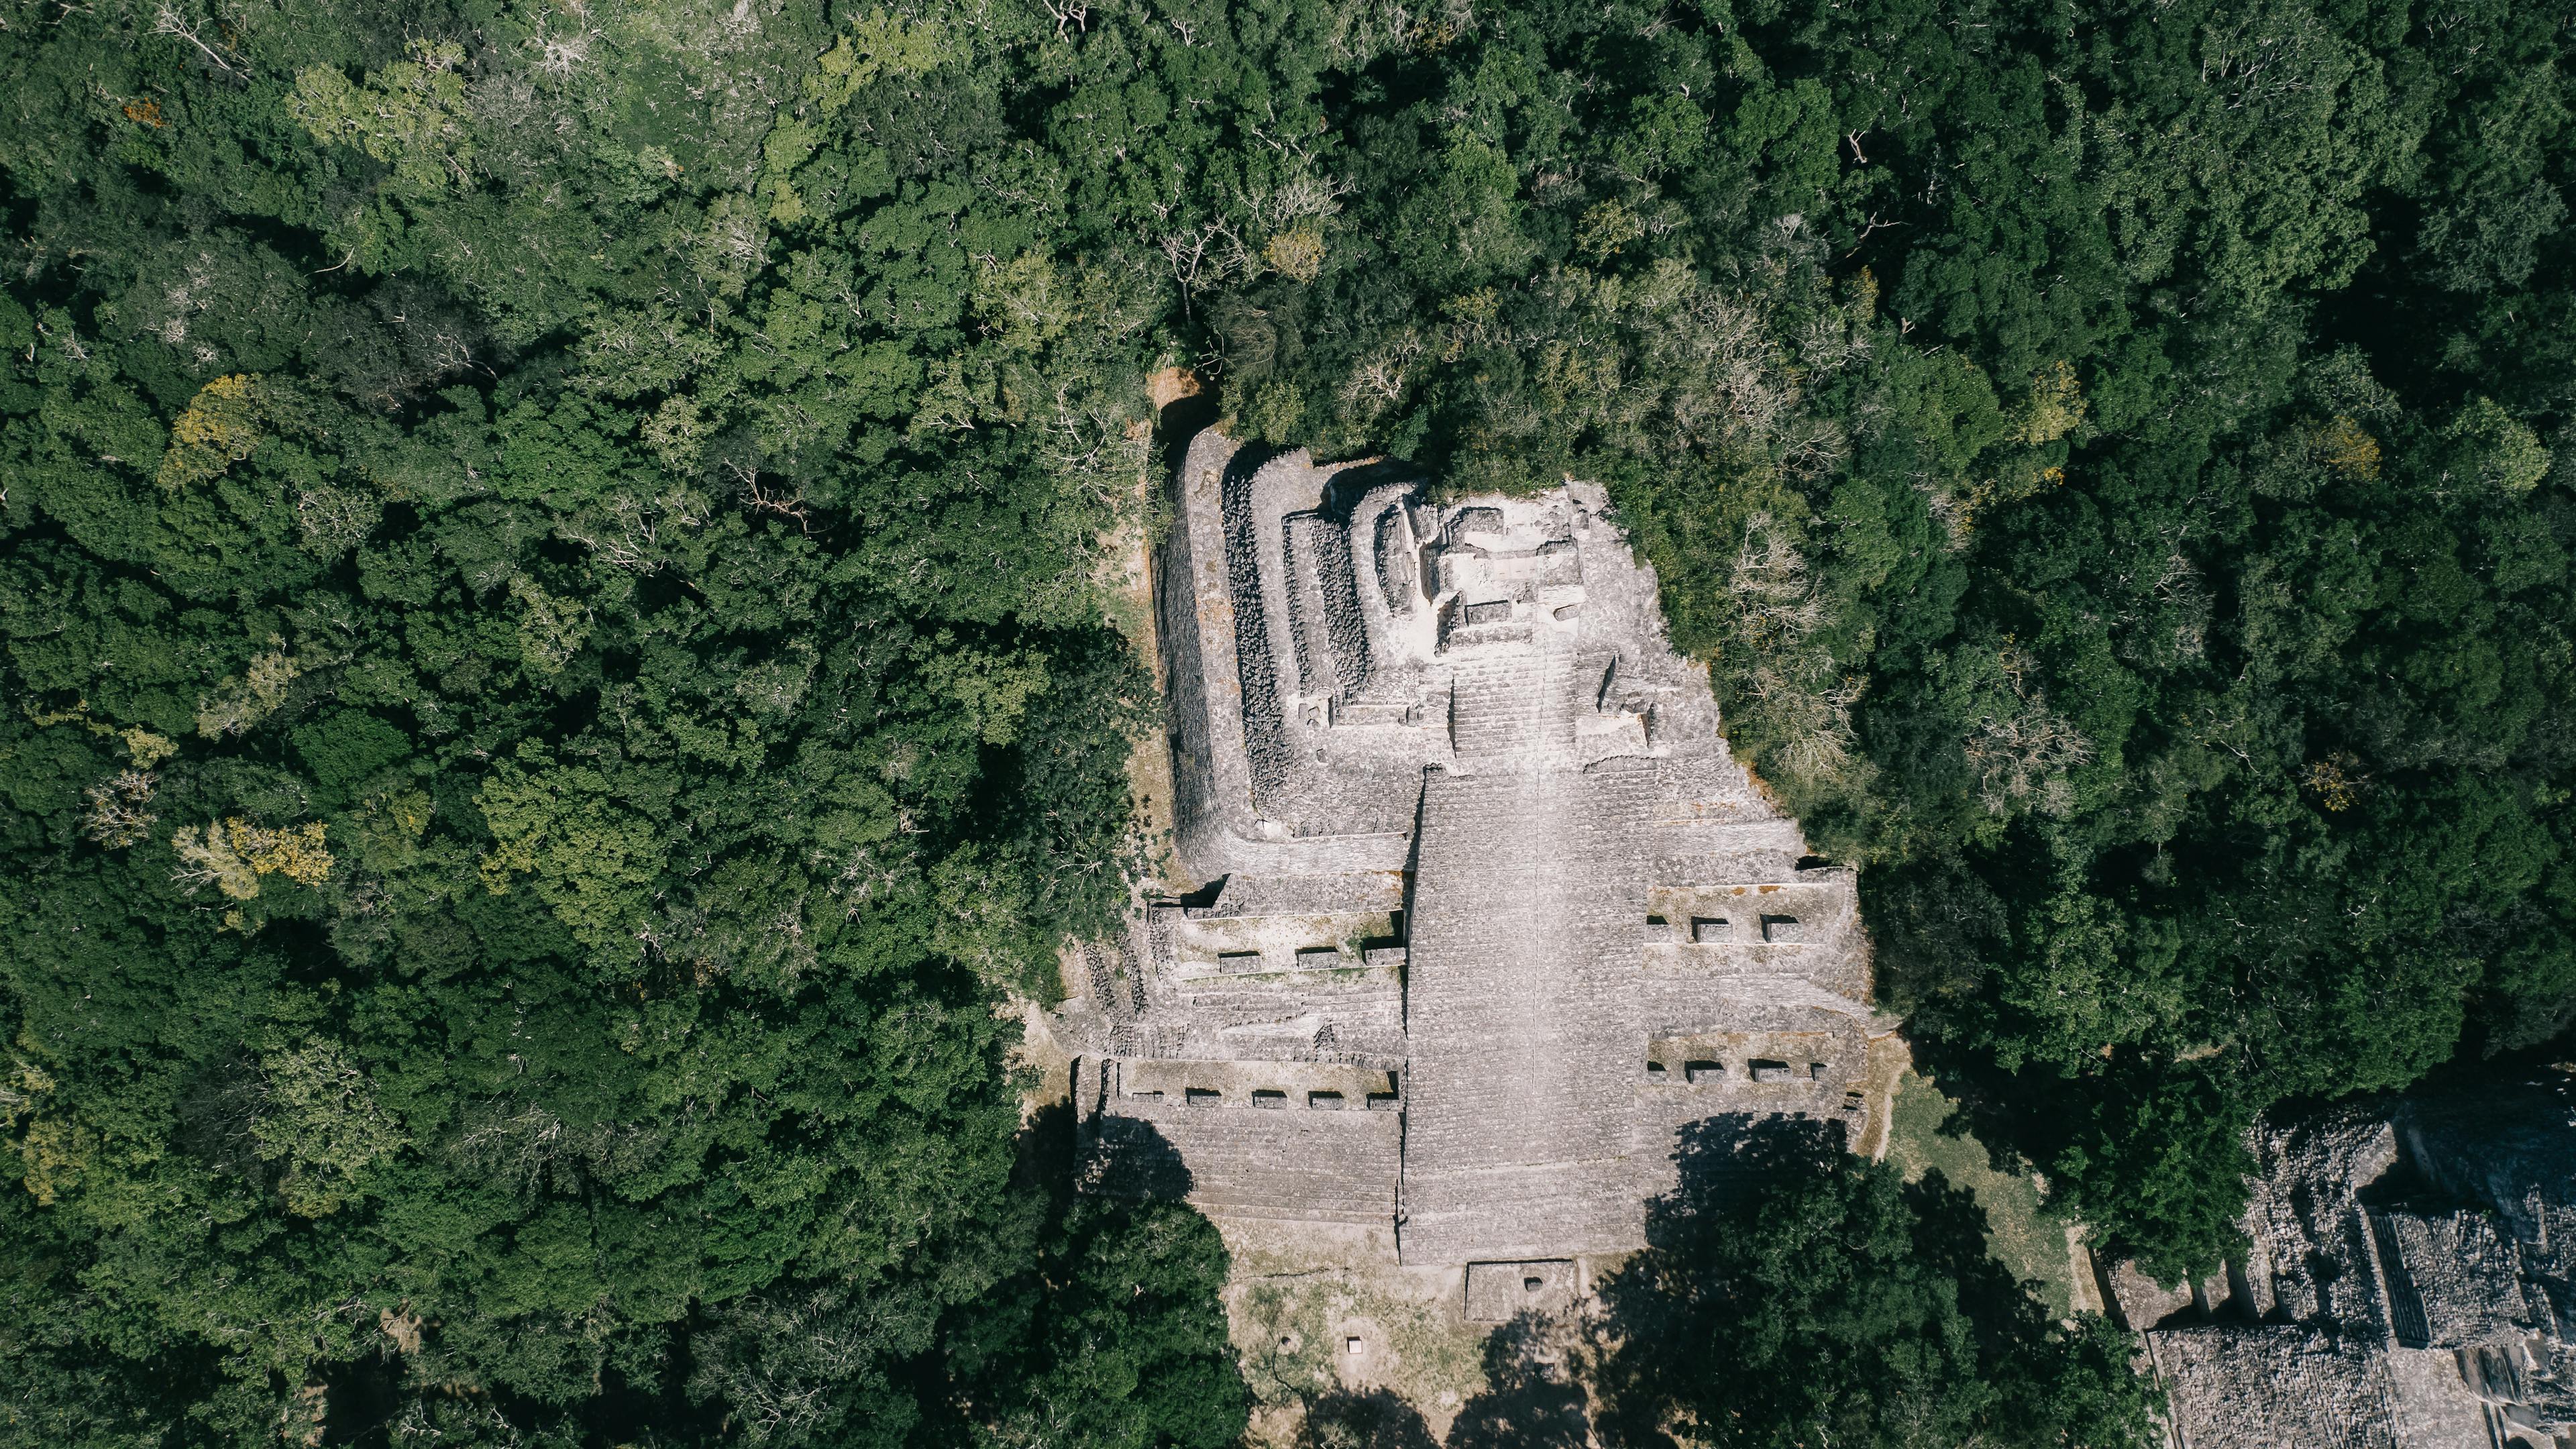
top-left (1398, 765), bottom-right (1653, 1263)
top-left (1062, 433), bottom-right (1880, 1269)
top-left (2130, 1069), bottom-right (2576, 1447)
top-left (1464, 1260), bottom-right (1578, 1323)
top-left (2150, 1326), bottom-right (2403, 1449)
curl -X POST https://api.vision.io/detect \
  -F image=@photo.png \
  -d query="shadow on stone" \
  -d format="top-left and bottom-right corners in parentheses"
top-left (1294, 1387), bottom-right (1440, 1449)
top-left (1657, 1110), bottom-right (1841, 1236)
top-left (1589, 1114), bottom-right (1872, 1448)
top-left (1318, 458), bottom-right (1420, 519)
top-left (1080, 1112), bottom-right (1195, 1200)
top-left (1443, 1314), bottom-right (1591, 1449)
top-left (1171, 874), bottom-right (1228, 910)
top-left (1157, 379), bottom-right (1221, 472)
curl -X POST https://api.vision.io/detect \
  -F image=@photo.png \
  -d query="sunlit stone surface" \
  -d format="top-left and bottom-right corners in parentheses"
top-left (1059, 429), bottom-right (1882, 1269)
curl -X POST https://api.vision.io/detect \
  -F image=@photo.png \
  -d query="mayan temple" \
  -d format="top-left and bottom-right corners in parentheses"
top-left (1055, 428), bottom-right (1888, 1309)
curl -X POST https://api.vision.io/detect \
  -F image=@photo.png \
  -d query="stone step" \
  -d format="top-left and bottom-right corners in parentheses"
top-left (1446, 655), bottom-right (1578, 758)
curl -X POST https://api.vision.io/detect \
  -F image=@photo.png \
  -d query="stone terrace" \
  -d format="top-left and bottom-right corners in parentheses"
top-left (1058, 429), bottom-right (1888, 1283)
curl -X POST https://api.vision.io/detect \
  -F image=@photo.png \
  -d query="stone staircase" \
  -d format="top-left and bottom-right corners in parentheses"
top-left (1447, 653), bottom-right (1575, 762)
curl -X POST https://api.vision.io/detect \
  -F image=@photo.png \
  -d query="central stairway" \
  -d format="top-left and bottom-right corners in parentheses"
top-left (1446, 652), bottom-right (1577, 763)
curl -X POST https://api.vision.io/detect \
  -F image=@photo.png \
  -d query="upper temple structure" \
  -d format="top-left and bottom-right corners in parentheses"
top-left (1057, 428), bottom-right (1884, 1288)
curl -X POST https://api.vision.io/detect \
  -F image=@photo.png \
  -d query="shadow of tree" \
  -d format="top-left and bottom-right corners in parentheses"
top-left (1585, 1114), bottom-right (1841, 1449)
top-left (1079, 1110), bottom-right (1196, 1199)
top-left (1648, 1110), bottom-right (1808, 1232)
top-left (1012, 1095), bottom-right (1077, 1193)
top-left (1588, 1114), bottom-right (2160, 1449)
top-left (1444, 1314), bottom-right (1592, 1449)
top-left (1295, 1387), bottom-right (1441, 1449)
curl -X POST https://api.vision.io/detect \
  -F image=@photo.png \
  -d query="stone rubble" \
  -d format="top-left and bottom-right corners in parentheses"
top-left (2111, 1071), bottom-right (2576, 1448)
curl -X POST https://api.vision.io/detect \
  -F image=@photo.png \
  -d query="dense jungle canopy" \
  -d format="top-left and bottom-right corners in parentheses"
top-left (0, 0), bottom-right (2568, 1443)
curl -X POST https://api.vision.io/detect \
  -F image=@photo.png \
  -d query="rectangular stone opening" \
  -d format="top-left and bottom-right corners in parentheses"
top-left (1690, 916), bottom-right (1731, 943)
top-left (1292, 947), bottom-right (1343, 969)
top-left (1216, 951), bottom-right (1265, 973)
top-left (1308, 1090), bottom-right (1346, 1110)
top-left (1466, 1260), bottom-right (1575, 1322)
top-left (1365, 1092), bottom-right (1399, 1111)
top-left (1185, 1087), bottom-right (1224, 1106)
top-left (1646, 1061), bottom-right (1669, 1081)
top-left (1356, 910), bottom-right (1407, 959)
top-left (1252, 1089), bottom-right (1287, 1108)
top-left (1748, 1059), bottom-right (1792, 1083)
top-left (1808, 1062), bottom-right (1828, 1079)
top-left (1760, 915), bottom-right (1805, 943)
top-left (1683, 1059), bottom-right (1723, 1084)
top-left (1462, 599), bottom-right (1513, 626)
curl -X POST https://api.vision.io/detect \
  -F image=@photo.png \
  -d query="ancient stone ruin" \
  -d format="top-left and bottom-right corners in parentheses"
top-left (2109, 1069), bottom-right (2576, 1448)
top-left (1055, 429), bottom-right (1886, 1284)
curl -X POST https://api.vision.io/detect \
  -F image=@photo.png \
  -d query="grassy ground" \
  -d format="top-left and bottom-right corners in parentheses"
top-left (1097, 437), bottom-right (1187, 895)
top-left (1230, 1267), bottom-right (1493, 1445)
top-left (1880, 1068), bottom-right (2088, 1318)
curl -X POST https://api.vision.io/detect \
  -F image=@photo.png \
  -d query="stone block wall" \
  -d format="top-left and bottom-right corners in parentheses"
top-left (1088, 1061), bottom-right (1403, 1226)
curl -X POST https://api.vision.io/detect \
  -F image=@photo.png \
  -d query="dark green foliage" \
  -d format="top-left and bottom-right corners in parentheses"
top-left (0, 1), bottom-right (1176, 1442)
top-left (943, 1197), bottom-right (1252, 1449)
top-left (1150, 0), bottom-right (2576, 1273)
top-left (1595, 1121), bottom-right (2161, 1448)
top-left (1, 0), bottom-right (2570, 1440)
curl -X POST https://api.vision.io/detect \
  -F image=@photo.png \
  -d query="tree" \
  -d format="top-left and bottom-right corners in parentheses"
top-left (1595, 1120), bottom-right (2160, 1449)
top-left (949, 1197), bottom-right (1252, 1449)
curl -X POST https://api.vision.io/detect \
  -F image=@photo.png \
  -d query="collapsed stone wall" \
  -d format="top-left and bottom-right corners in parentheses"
top-left (1219, 443), bottom-right (1296, 807)
top-left (2114, 1074), bottom-right (2576, 1448)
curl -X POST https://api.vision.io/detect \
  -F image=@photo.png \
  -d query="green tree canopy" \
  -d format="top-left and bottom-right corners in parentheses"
top-left (4, 0), bottom-right (2573, 1440)
top-left (1595, 1121), bottom-right (2160, 1449)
